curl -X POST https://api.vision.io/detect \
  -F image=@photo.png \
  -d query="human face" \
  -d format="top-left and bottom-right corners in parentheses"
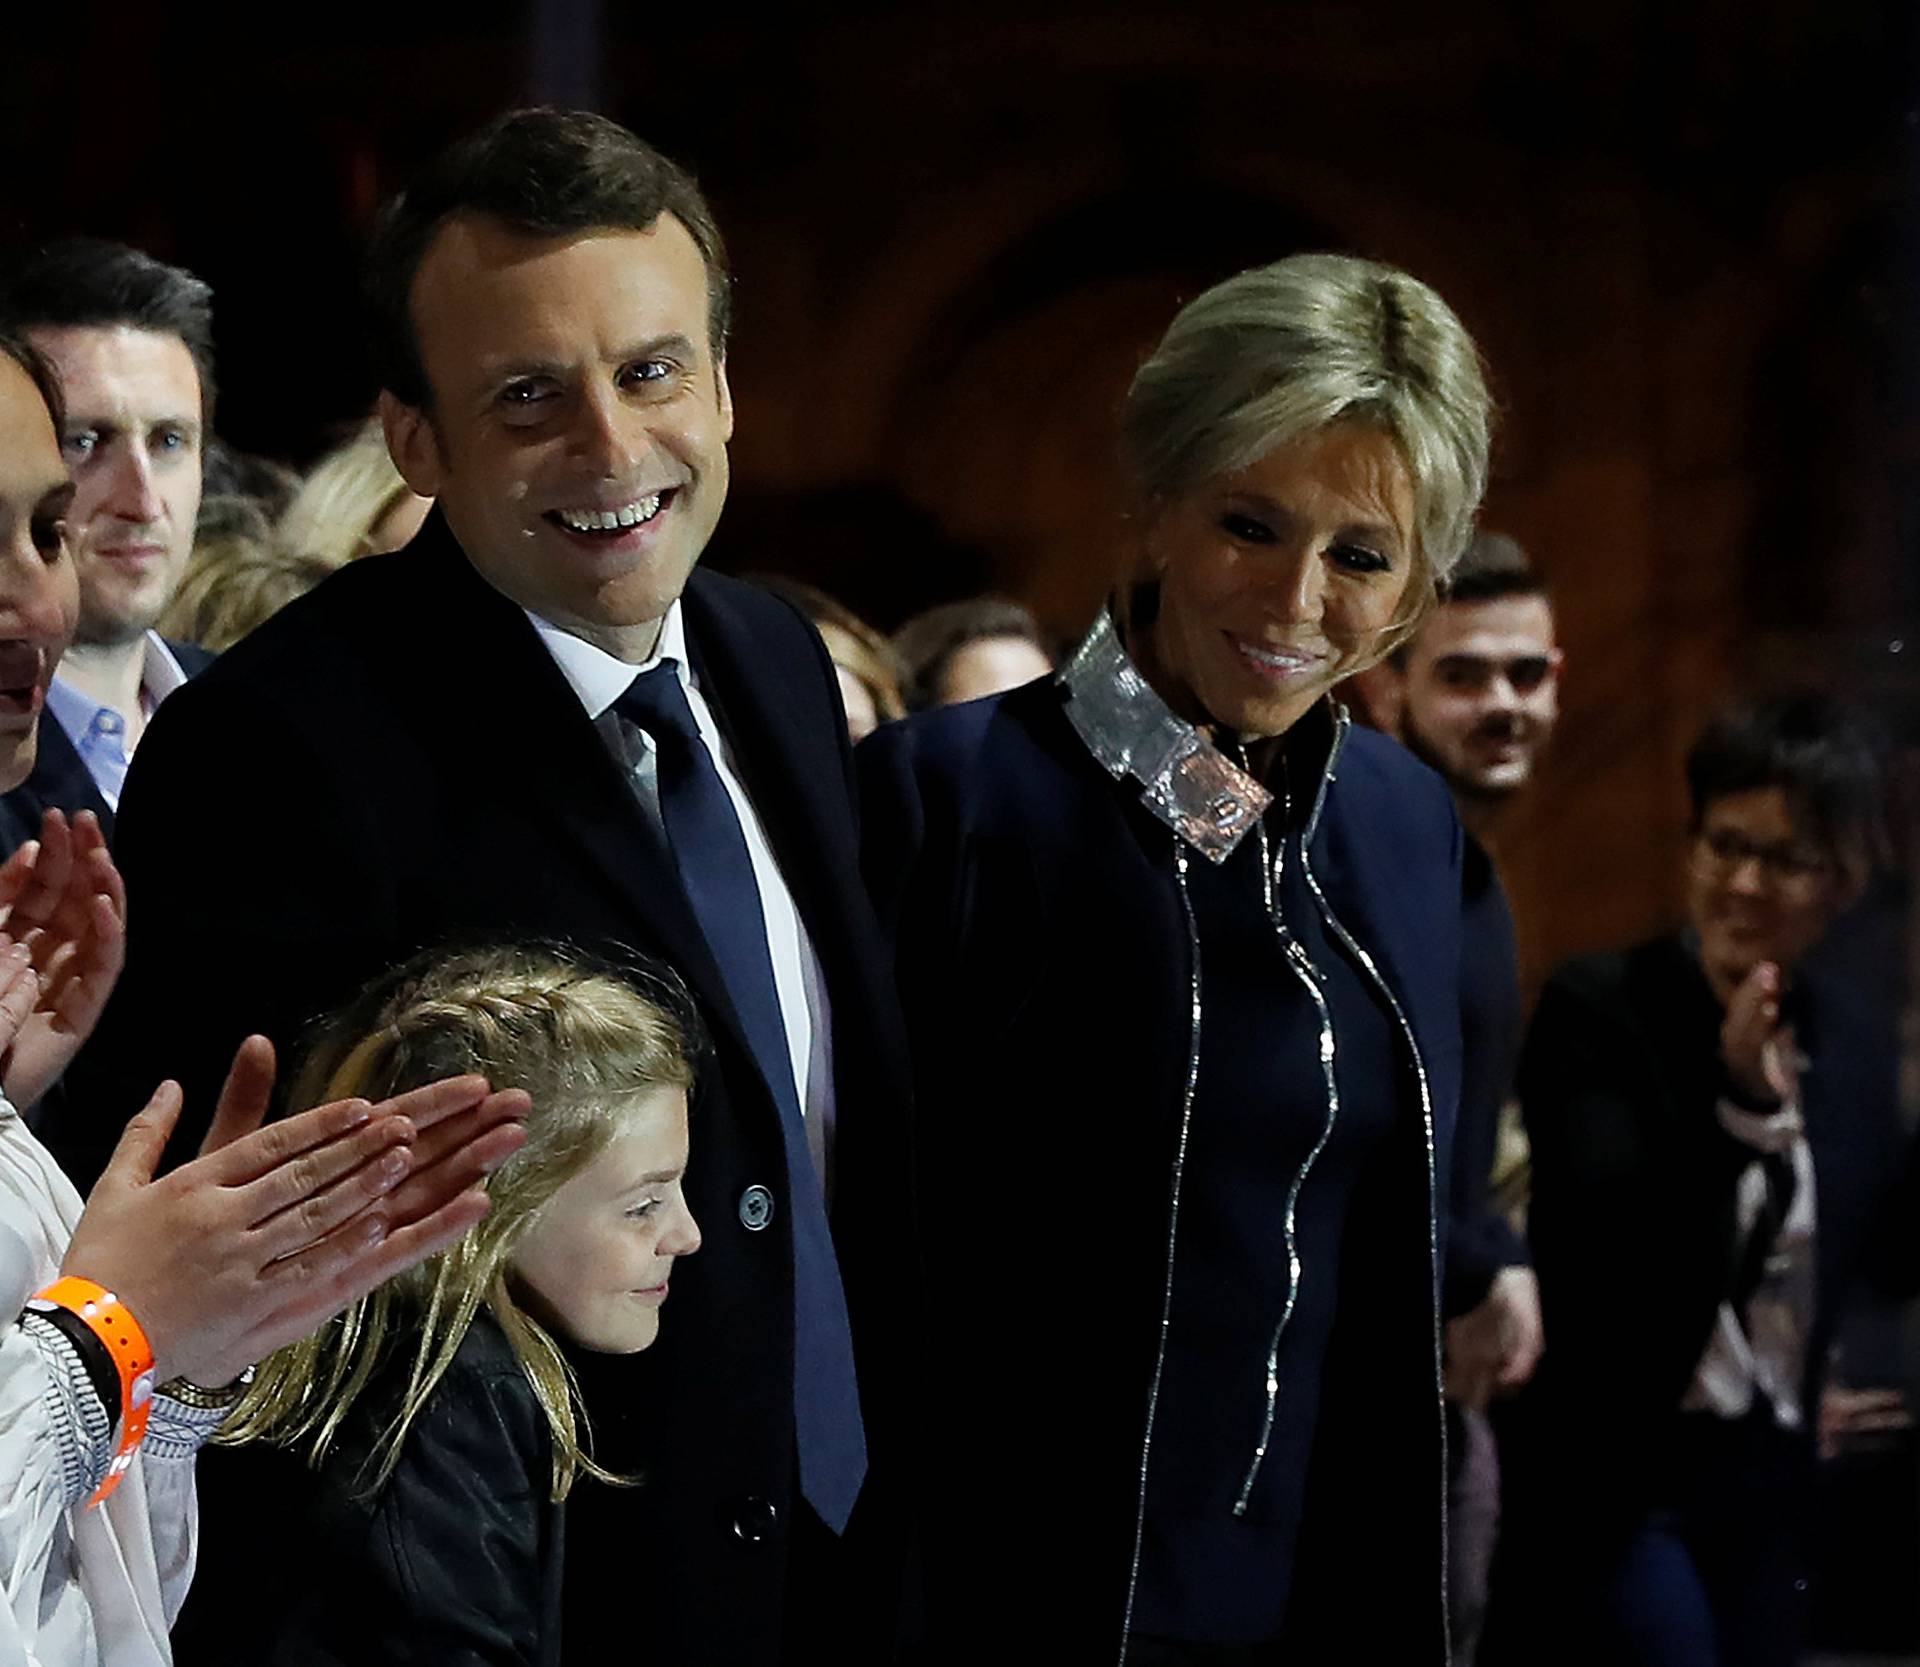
top-left (384, 214), bottom-right (732, 662)
top-left (1400, 595), bottom-right (1561, 800)
top-left (0, 359), bottom-right (81, 790)
top-left (27, 326), bottom-right (201, 649)
top-left (1140, 423), bottom-right (1419, 742)
top-left (937, 635), bottom-right (1053, 705)
top-left (510, 1085), bottom-right (701, 1355)
top-left (1685, 786), bottom-right (1850, 996)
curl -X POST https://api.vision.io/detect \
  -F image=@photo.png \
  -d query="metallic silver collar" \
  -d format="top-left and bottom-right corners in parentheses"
top-left (1058, 608), bottom-right (1271, 864)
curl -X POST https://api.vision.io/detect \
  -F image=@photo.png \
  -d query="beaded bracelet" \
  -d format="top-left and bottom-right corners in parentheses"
top-left (25, 1277), bottom-right (156, 1506)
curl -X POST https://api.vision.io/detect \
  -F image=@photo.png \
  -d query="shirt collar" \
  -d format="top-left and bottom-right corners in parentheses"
top-left (1058, 606), bottom-right (1272, 864)
top-left (45, 630), bottom-right (191, 741)
top-left (526, 601), bottom-right (691, 721)
top-left (141, 632), bottom-right (189, 703)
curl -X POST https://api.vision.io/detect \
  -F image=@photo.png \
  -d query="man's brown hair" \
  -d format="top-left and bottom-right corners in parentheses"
top-left (363, 108), bottom-right (731, 411)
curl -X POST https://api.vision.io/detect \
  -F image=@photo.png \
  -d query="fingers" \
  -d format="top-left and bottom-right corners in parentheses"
top-left (94, 1080), bottom-right (186, 1196)
top-left (381, 1094), bottom-right (528, 1229)
top-left (200, 1087), bottom-right (387, 1188)
top-left (199, 1036), bottom-right (279, 1158)
top-left (244, 1115), bottom-right (417, 1252)
top-left (9, 810), bottom-right (71, 929)
top-left (371, 1074), bottom-right (494, 1135)
top-left (0, 943), bottom-right (39, 1047)
top-left (0, 840), bottom-right (37, 918)
top-left (261, 1185), bottom-right (496, 1341)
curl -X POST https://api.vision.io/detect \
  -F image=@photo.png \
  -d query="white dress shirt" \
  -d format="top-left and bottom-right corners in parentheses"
top-left (44, 632), bottom-right (191, 812)
top-left (1682, 1094), bottom-right (1818, 1429)
top-left (528, 604), bottom-right (837, 1184)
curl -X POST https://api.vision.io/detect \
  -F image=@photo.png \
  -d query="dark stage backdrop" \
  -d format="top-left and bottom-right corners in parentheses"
top-left (7, 0), bottom-right (1919, 992)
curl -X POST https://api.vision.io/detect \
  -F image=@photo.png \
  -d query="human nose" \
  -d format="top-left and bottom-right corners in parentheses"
top-left (1264, 545), bottom-right (1327, 621)
top-left (571, 382), bottom-right (646, 480)
top-left (663, 1193), bottom-right (701, 1258)
top-left (1724, 851), bottom-right (1770, 894)
top-left (101, 443), bottom-right (165, 524)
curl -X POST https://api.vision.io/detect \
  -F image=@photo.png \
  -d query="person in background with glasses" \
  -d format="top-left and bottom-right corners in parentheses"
top-left (1486, 692), bottom-right (1920, 1667)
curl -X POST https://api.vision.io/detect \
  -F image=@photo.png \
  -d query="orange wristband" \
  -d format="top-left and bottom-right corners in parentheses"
top-left (27, 1277), bottom-right (156, 1506)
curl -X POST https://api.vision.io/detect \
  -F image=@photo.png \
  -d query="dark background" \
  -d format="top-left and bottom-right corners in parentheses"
top-left (7, 0), bottom-right (1919, 987)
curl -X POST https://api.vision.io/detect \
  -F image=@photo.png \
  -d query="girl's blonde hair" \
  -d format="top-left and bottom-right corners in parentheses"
top-left (277, 416), bottom-right (422, 566)
top-left (1121, 253), bottom-right (1494, 661)
top-left (222, 943), bottom-right (697, 1500)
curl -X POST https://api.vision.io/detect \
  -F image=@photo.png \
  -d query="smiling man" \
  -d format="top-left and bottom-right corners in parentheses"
top-left (0, 241), bottom-right (217, 849)
top-left (58, 111), bottom-right (915, 1664)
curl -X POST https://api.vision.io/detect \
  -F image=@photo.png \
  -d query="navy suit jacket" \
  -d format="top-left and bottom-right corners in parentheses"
top-left (859, 682), bottom-right (1484, 1660)
top-left (56, 516), bottom-right (917, 1663)
top-left (0, 638), bottom-right (214, 854)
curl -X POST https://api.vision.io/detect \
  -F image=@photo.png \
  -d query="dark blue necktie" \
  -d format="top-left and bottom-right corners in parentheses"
top-left (615, 665), bottom-right (867, 1532)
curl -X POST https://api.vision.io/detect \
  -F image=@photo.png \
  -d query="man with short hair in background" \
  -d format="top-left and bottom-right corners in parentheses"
top-left (0, 239), bottom-right (215, 850)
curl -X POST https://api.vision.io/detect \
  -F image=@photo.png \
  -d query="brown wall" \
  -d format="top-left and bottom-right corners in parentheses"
top-left (10, 1), bottom-right (1915, 989)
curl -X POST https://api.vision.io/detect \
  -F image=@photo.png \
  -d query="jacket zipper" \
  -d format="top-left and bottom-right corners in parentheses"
top-left (1232, 774), bottom-right (1345, 1515)
top-left (1297, 708), bottom-right (1453, 1664)
top-left (1114, 707), bottom-right (1451, 1664)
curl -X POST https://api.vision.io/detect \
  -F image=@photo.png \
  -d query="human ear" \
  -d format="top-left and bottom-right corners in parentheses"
top-left (379, 391), bottom-right (444, 499)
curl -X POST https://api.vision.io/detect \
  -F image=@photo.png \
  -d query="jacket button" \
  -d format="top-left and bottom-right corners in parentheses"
top-left (738, 1185), bottom-right (775, 1231)
top-left (728, 1496), bottom-right (778, 1543)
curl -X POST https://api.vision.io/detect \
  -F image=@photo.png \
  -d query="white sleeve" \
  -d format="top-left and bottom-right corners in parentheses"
top-left (0, 1304), bottom-right (112, 1651)
top-left (137, 1393), bottom-right (226, 1625)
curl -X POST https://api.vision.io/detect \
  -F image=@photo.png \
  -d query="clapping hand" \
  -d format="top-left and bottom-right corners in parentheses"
top-left (0, 808), bottom-right (125, 1111)
top-left (1720, 961), bottom-right (1800, 1107)
top-left (61, 1034), bottom-right (529, 1389)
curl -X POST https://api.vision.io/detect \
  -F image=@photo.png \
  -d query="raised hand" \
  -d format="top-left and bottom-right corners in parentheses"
top-left (0, 808), bottom-right (126, 1110)
top-left (1719, 960), bottom-right (1800, 1107)
top-left (59, 1034), bottom-right (528, 1388)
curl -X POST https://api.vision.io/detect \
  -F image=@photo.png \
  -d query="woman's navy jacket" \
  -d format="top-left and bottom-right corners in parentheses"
top-left (860, 678), bottom-right (1498, 1661)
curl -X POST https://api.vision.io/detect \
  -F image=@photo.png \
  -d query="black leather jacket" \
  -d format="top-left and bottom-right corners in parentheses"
top-left (241, 1311), bottom-right (564, 1666)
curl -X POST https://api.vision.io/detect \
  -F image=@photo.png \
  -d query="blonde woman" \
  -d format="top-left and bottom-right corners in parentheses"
top-left (276, 417), bottom-right (432, 566)
top-left (861, 254), bottom-right (1499, 1662)
top-left (216, 944), bottom-right (703, 1665)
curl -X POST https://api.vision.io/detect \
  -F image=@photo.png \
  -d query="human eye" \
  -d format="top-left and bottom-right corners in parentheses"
top-left (62, 429), bottom-right (99, 461)
top-left (624, 1196), bottom-right (662, 1221)
top-left (1219, 512), bottom-right (1276, 545)
top-left (618, 358), bottom-right (676, 396)
top-left (1438, 658), bottom-right (1487, 691)
top-left (152, 424), bottom-right (192, 456)
top-left (496, 378), bottom-right (559, 422)
top-left (29, 514), bottom-right (68, 561)
top-left (1507, 656), bottom-right (1553, 692)
top-left (1328, 540), bottom-right (1392, 575)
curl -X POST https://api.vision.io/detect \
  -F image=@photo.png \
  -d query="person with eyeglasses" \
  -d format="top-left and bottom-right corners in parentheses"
top-left (1486, 692), bottom-right (1920, 1667)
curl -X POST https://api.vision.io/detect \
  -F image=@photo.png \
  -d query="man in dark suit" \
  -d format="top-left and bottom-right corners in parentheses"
top-left (57, 110), bottom-right (915, 1663)
top-left (0, 241), bottom-right (221, 853)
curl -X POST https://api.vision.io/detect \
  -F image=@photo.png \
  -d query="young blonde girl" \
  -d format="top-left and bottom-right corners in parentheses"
top-left (214, 943), bottom-right (703, 1665)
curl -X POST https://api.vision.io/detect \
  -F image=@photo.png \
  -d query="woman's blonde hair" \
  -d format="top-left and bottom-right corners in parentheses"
top-left (277, 416), bottom-right (422, 566)
top-left (1122, 253), bottom-right (1493, 656)
top-left (161, 530), bottom-right (338, 653)
top-left (222, 943), bottom-right (698, 1501)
